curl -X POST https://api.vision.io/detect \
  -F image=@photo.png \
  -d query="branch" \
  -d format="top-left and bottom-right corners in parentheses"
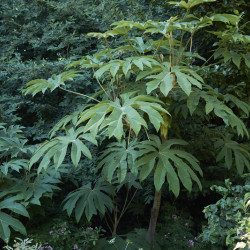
top-left (58, 86), bottom-right (100, 102)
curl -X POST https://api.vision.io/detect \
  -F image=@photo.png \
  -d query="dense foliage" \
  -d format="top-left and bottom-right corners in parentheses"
top-left (0, 0), bottom-right (249, 249)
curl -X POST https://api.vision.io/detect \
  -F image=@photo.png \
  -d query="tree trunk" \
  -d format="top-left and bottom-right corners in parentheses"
top-left (146, 188), bottom-right (162, 247)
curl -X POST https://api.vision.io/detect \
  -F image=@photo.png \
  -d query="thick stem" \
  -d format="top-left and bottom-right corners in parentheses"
top-left (146, 188), bottom-right (162, 247)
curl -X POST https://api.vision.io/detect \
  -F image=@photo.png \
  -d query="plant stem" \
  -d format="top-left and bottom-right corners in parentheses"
top-left (126, 34), bottom-right (139, 56)
top-left (117, 188), bottom-right (138, 225)
top-left (92, 68), bottom-right (111, 98)
top-left (143, 34), bottom-right (157, 55)
top-left (153, 35), bottom-right (164, 57)
top-left (104, 215), bottom-right (113, 235)
top-left (177, 25), bottom-right (199, 65)
top-left (177, 9), bottom-right (189, 63)
top-left (146, 134), bottom-right (167, 247)
top-left (201, 42), bottom-right (225, 67)
top-left (146, 189), bottom-right (162, 247)
top-left (105, 38), bottom-right (112, 60)
top-left (170, 32), bottom-right (175, 66)
top-left (58, 86), bottom-right (100, 102)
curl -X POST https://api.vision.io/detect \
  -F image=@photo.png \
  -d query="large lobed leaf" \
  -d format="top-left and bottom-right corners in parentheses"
top-left (97, 139), bottom-right (141, 183)
top-left (215, 134), bottom-right (250, 175)
top-left (135, 135), bottom-right (203, 196)
top-left (0, 197), bottom-right (29, 243)
top-left (63, 181), bottom-right (115, 222)
top-left (23, 70), bottom-right (81, 96)
top-left (29, 127), bottom-right (97, 172)
top-left (186, 87), bottom-right (249, 137)
top-left (144, 64), bottom-right (203, 96)
top-left (77, 92), bottom-right (170, 141)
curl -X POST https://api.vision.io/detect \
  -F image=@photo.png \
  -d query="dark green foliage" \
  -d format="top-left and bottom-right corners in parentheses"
top-left (94, 229), bottom-right (157, 250)
top-left (0, 124), bottom-right (61, 243)
top-left (202, 178), bottom-right (250, 249)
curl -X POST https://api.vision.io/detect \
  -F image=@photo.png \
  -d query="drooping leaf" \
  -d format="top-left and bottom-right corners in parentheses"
top-left (29, 127), bottom-right (97, 172)
top-left (145, 65), bottom-right (203, 96)
top-left (23, 71), bottom-right (81, 96)
top-left (63, 181), bottom-right (115, 222)
top-left (135, 135), bottom-right (202, 196)
top-left (77, 93), bottom-right (169, 141)
top-left (187, 90), bottom-right (201, 115)
top-left (215, 134), bottom-right (250, 174)
top-left (0, 211), bottom-right (27, 243)
top-left (97, 140), bottom-right (141, 183)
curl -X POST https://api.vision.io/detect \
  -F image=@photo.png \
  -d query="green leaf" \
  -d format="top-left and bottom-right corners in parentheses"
top-left (29, 128), bottom-right (94, 171)
top-left (136, 136), bottom-right (202, 196)
top-left (231, 52), bottom-right (241, 68)
top-left (187, 90), bottom-right (201, 115)
top-left (0, 211), bottom-right (27, 243)
top-left (77, 93), bottom-right (168, 141)
top-left (138, 154), bottom-right (157, 181)
top-left (202, 89), bottom-right (249, 137)
top-left (122, 60), bottom-right (132, 75)
top-left (97, 140), bottom-right (141, 183)
top-left (160, 73), bottom-right (174, 96)
top-left (175, 71), bottom-right (191, 96)
top-left (215, 135), bottom-right (250, 174)
top-left (23, 71), bottom-right (81, 96)
top-left (146, 66), bottom-right (203, 96)
top-left (63, 181), bottom-right (115, 222)
top-left (242, 54), bottom-right (250, 68)
top-left (154, 160), bottom-right (167, 191)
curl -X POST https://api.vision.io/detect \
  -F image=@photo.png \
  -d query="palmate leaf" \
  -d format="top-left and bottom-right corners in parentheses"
top-left (12, 173), bottom-right (61, 205)
top-left (49, 106), bottom-right (90, 138)
top-left (0, 212), bottom-right (27, 243)
top-left (115, 173), bottom-right (142, 191)
top-left (0, 167), bottom-right (61, 206)
top-left (111, 20), bottom-right (148, 31)
top-left (29, 127), bottom-right (97, 172)
top-left (145, 64), bottom-right (203, 96)
top-left (0, 197), bottom-right (29, 243)
top-left (215, 134), bottom-right (250, 175)
top-left (0, 128), bottom-right (30, 158)
top-left (135, 135), bottom-right (203, 196)
top-left (97, 140), bottom-right (141, 183)
top-left (224, 94), bottom-right (250, 116)
top-left (93, 57), bottom-right (160, 79)
top-left (77, 92), bottom-right (169, 141)
top-left (63, 181), bottom-right (115, 222)
top-left (0, 197), bottom-right (29, 218)
top-left (201, 88), bottom-right (249, 137)
top-left (128, 37), bottom-right (153, 54)
top-left (1, 159), bottom-right (29, 176)
top-left (187, 86), bottom-right (249, 137)
top-left (23, 70), bottom-right (81, 96)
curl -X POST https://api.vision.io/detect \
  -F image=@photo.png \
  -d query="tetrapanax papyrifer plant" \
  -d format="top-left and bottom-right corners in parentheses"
top-left (22, 0), bottom-right (250, 246)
